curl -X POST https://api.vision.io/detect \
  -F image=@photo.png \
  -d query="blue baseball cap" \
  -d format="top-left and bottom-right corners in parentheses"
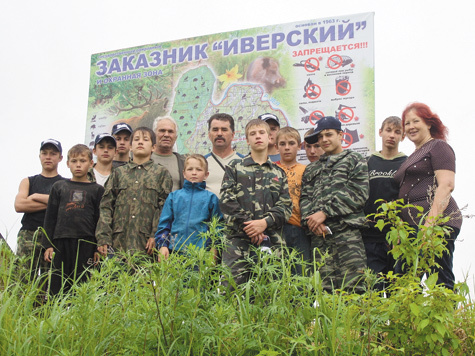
top-left (111, 122), bottom-right (133, 135)
top-left (258, 113), bottom-right (280, 126)
top-left (40, 139), bottom-right (62, 154)
top-left (94, 133), bottom-right (117, 147)
top-left (304, 116), bottom-right (341, 144)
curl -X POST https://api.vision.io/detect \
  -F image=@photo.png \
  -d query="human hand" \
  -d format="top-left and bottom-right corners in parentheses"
top-left (250, 232), bottom-right (266, 245)
top-left (146, 238), bottom-right (156, 255)
top-left (44, 248), bottom-right (54, 262)
top-left (243, 219), bottom-right (267, 239)
top-left (93, 252), bottom-right (101, 265)
top-left (315, 223), bottom-right (329, 237)
top-left (157, 247), bottom-right (169, 262)
top-left (97, 244), bottom-right (109, 256)
top-left (306, 211), bottom-right (327, 234)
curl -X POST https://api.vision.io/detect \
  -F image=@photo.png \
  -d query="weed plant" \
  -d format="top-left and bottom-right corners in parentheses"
top-left (0, 208), bottom-right (474, 355)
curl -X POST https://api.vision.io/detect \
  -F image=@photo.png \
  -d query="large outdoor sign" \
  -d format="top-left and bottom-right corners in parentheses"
top-left (86, 12), bottom-right (375, 160)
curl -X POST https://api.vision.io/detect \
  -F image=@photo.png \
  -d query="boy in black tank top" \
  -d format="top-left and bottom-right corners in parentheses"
top-left (14, 139), bottom-right (64, 282)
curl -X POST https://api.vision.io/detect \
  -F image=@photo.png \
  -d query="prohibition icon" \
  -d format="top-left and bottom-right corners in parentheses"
top-left (304, 57), bottom-right (320, 72)
top-left (327, 54), bottom-right (343, 70)
top-left (336, 80), bottom-right (351, 96)
top-left (341, 132), bottom-right (353, 148)
top-left (338, 107), bottom-right (355, 123)
top-left (306, 84), bottom-right (321, 100)
top-left (309, 110), bottom-right (324, 126)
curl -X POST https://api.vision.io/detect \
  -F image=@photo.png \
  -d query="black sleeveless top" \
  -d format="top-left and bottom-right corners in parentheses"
top-left (20, 174), bottom-right (63, 230)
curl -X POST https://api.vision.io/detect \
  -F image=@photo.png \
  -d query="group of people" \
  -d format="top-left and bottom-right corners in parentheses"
top-left (14, 102), bottom-right (462, 296)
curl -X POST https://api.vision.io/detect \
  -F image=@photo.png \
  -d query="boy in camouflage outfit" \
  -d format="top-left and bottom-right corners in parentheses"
top-left (220, 119), bottom-right (292, 289)
top-left (96, 127), bottom-right (172, 258)
top-left (300, 116), bottom-right (369, 292)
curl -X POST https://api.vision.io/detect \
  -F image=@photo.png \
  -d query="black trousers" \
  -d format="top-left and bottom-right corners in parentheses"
top-left (49, 238), bottom-right (96, 296)
top-left (364, 241), bottom-right (396, 292)
top-left (394, 226), bottom-right (458, 290)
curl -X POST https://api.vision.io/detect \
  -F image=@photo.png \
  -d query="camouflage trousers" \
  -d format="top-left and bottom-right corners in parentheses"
top-left (17, 229), bottom-right (49, 281)
top-left (222, 236), bottom-right (283, 291)
top-left (311, 226), bottom-right (367, 293)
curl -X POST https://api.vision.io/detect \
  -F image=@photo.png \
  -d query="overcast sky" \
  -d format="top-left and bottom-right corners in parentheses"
top-left (1, 0), bottom-right (474, 292)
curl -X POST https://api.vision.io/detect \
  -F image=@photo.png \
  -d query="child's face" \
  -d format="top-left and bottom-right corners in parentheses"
top-left (131, 131), bottom-right (155, 158)
top-left (277, 134), bottom-right (299, 164)
top-left (114, 132), bottom-right (131, 155)
top-left (304, 142), bottom-right (325, 162)
top-left (246, 125), bottom-right (269, 152)
top-left (379, 123), bottom-right (403, 150)
top-left (183, 158), bottom-right (209, 183)
top-left (39, 146), bottom-right (63, 172)
top-left (67, 153), bottom-right (92, 179)
top-left (93, 140), bottom-right (116, 164)
top-left (317, 129), bottom-right (343, 155)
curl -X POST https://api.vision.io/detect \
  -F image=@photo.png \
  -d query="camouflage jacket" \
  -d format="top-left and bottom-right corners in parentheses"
top-left (300, 150), bottom-right (369, 232)
top-left (95, 159), bottom-right (172, 253)
top-left (219, 155), bottom-right (292, 243)
top-left (87, 167), bottom-right (96, 184)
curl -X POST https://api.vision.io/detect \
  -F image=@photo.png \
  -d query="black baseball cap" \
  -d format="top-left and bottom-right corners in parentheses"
top-left (111, 123), bottom-right (133, 135)
top-left (94, 133), bottom-right (117, 147)
top-left (258, 113), bottom-right (280, 126)
top-left (304, 116), bottom-right (342, 144)
top-left (40, 139), bottom-right (62, 154)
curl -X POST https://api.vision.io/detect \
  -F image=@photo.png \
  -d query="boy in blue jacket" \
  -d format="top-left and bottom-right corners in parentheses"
top-left (155, 154), bottom-right (222, 261)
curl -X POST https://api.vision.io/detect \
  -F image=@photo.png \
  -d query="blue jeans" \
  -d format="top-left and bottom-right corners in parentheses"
top-left (283, 224), bottom-right (311, 276)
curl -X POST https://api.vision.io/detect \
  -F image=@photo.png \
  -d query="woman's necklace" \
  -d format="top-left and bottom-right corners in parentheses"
top-left (415, 136), bottom-right (433, 150)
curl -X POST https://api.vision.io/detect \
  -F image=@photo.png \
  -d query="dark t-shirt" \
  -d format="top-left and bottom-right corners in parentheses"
top-left (43, 180), bottom-right (105, 249)
top-left (394, 139), bottom-right (462, 230)
top-left (20, 174), bottom-right (64, 231)
top-left (362, 153), bottom-right (407, 242)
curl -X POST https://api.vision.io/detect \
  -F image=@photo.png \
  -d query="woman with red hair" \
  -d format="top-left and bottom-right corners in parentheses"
top-left (394, 102), bottom-right (462, 289)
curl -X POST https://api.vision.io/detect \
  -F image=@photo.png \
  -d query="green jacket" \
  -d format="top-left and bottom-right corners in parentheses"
top-left (95, 159), bottom-right (172, 253)
top-left (219, 155), bottom-right (292, 244)
top-left (300, 150), bottom-right (369, 232)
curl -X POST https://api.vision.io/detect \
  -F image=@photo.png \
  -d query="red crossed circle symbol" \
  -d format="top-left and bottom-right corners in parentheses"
top-left (306, 84), bottom-right (321, 100)
top-left (309, 110), bottom-right (324, 126)
top-left (304, 57), bottom-right (320, 72)
top-left (338, 107), bottom-right (354, 123)
top-left (336, 80), bottom-right (351, 96)
top-left (341, 132), bottom-right (353, 148)
top-left (327, 54), bottom-right (343, 69)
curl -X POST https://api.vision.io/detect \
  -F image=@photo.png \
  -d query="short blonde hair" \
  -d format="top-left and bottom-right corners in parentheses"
top-left (68, 144), bottom-right (92, 161)
top-left (184, 154), bottom-right (208, 171)
top-left (245, 119), bottom-right (270, 138)
top-left (276, 127), bottom-right (301, 145)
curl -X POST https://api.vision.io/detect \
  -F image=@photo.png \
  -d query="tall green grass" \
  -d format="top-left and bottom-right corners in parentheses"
top-left (0, 210), bottom-right (474, 355)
